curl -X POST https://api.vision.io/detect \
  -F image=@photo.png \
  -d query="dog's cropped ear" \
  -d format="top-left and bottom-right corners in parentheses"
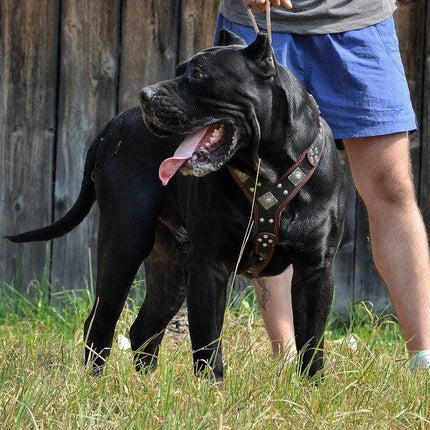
top-left (176, 60), bottom-right (188, 77)
top-left (216, 29), bottom-right (247, 47)
top-left (243, 32), bottom-right (276, 78)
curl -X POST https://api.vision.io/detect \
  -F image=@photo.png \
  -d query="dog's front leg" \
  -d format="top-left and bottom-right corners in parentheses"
top-left (184, 255), bottom-right (230, 382)
top-left (291, 261), bottom-right (335, 378)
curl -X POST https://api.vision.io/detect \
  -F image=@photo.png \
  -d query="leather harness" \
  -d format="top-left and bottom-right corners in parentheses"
top-left (228, 125), bottom-right (326, 277)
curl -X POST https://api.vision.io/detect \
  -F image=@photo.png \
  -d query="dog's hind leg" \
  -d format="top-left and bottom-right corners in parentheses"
top-left (129, 223), bottom-right (186, 373)
top-left (83, 212), bottom-right (157, 375)
top-left (291, 262), bottom-right (335, 378)
top-left (83, 171), bottom-right (165, 375)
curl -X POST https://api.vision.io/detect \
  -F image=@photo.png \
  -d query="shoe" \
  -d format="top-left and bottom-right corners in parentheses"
top-left (410, 350), bottom-right (430, 370)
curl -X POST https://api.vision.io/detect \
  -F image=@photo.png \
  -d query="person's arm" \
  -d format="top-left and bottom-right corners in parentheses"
top-left (244, 0), bottom-right (293, 13)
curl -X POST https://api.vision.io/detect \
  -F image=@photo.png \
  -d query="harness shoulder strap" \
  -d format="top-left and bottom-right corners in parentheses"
top-left (228, 126), bottom-right (326, 276)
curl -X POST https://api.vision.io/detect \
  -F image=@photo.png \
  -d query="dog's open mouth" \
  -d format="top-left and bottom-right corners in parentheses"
top-left (159, 123), bottom-right (237, 185)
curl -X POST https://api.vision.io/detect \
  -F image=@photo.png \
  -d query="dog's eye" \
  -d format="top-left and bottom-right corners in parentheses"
top-left (191, 69), bottom-right (205, 80)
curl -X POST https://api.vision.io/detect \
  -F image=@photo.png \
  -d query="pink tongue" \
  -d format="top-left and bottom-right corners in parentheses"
top-left (159, 126), bottom-right (210, 185)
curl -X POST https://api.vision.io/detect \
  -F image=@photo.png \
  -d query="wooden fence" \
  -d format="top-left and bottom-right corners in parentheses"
top-left (1, 0), bottom-right (429, 314)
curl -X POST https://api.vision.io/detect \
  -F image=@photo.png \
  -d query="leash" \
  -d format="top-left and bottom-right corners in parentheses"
top-left (243, 0), bottom-right (272, 42)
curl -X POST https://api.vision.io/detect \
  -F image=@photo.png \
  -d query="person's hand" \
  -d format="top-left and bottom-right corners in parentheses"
top-left (244, 0), bottom-right (293, 13)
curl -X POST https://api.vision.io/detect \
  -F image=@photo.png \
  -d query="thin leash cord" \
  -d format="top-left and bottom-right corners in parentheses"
top-left (227, 157), bottom-right (262, 308)
top-left (243, 0), bottom-right (272, 42)
top-left (243, 0), bottom-right (260, 34)
top-left (265, 0), bottom-right (272, 42)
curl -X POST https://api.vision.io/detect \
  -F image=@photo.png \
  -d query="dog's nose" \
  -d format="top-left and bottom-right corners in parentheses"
top-left (139, 86), bottom-right (156, 104)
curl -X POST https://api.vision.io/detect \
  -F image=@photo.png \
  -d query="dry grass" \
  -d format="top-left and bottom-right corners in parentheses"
top-left (1, 281), bottom-right (429, 429)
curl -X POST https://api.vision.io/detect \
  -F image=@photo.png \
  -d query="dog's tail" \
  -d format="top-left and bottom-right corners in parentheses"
top-left (6, 126), bottom-right (105, 243)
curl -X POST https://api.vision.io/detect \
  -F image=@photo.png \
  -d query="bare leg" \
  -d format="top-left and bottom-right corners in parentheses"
top-left (254, 265), bottom-right (297, 356)
top-left (343, 132), bottom-right (430, 353)
top-left (254, 132), bottom-right (430, 360)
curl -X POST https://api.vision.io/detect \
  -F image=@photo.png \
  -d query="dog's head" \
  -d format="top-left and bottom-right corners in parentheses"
top-left (140, 30), bottom-right (319, 185)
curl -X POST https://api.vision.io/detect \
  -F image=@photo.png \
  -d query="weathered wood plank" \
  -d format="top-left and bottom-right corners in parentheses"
top-left (118, 0), bottom-right (180, 111)
top-left (179, 0), bottom-right (220, 61)
top-left (0, 1), bottom-right (59, 290)
top-left (419, 3), bottom-right (430, 236)
top-left (394, 2), bottom-right (425, 184)
top-left (50, 0), bottom-right (120, 290)
top-left (333, 155), bottom-right (356, 315)
top-left (353, 198), bottom-right (391, 311)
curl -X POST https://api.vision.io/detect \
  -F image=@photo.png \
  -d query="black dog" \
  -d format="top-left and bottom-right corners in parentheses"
top-left (8, 31), bottom-right (345, 381)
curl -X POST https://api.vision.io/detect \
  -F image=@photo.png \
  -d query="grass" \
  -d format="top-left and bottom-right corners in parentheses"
top-left (1, 280), bottom-right (429, 429)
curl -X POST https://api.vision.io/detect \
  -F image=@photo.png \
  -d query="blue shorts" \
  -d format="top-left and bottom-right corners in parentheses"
top-left (215, 15), bottom-right (417, 140)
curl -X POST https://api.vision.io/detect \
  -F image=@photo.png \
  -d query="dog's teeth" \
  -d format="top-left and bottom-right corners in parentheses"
top-left (208, 125), bottom-right (224, 142)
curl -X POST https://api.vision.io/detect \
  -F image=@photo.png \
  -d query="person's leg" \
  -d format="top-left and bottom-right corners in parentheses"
top-left (254, 266), bottom-right (297, 356)
top-left (343, 132), bottom-right (430, 353)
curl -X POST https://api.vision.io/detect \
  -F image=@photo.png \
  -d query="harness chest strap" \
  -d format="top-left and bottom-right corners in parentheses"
top-left (228, 126), bottom-right (326, 277)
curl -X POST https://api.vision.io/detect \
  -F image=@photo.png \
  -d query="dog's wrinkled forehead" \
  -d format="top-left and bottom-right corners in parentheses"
top-left (176, 45), bottom-right (248, 78)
